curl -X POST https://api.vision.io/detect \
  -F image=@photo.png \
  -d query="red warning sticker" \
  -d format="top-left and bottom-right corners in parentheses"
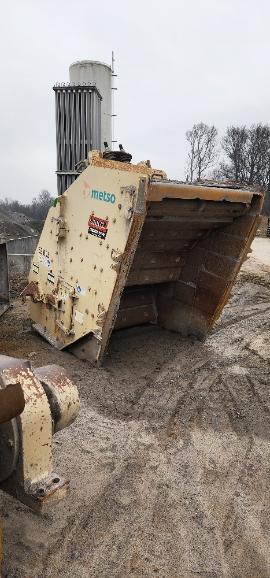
top-left (88, 212), bottom-right (108, 240)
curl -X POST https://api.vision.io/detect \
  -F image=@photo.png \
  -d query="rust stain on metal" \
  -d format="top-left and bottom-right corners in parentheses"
top-left (110, 248), bottom-right (123, 272)
top-left (45, 293), bottom-right (56, 306)
top-left (34, 365), bottom-right (73, 390)
top-left (21, 281), bottom-right (41, 302)
top-left (96, 303), bottom-right (106, 327)
top-left (90, 150), bottom-right (166, 178)
top-left (3, 366), bottom-right (44, 401)
top-left (34, 478), bottom-right (69, 506)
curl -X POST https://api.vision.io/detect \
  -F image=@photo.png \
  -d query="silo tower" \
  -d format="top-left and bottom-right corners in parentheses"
top-left (69, 60), bottom-right (112, 148)
top-left (53, 60), bottom-right (112, 195)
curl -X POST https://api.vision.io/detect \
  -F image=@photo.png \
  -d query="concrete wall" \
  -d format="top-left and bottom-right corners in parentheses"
top-left (7, 235), bottom-right (39, 277)
top-left (0, 242), bottom-right (9, 316)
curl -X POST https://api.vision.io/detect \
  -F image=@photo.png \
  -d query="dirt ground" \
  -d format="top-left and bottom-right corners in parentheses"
top-left (256, 215), bottom-right (269, 238)
top-left (0, 242), bottom-right (270, 578)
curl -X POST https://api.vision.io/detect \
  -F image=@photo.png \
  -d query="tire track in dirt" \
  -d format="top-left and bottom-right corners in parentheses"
top-left (1, 273), bottom-right (270, 577)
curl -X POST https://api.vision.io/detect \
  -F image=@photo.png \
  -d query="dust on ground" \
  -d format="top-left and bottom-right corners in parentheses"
top-left (250, 238), bottom-right (270, 267)
top-left (0, 246), bottom-right (270, 578)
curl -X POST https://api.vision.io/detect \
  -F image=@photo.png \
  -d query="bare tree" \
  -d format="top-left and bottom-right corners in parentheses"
top-left (221, 124), bottom-right (270, 184)
top-left (221, 126), bottom-right (248, 181)
top-left (0, 189), bottom-right (54, 221)
top-left (246, 124), bottom-right (270, 186)
top-left (186, 125), bottom-right (197, 182)
top-left (220, 124), bottom-right (270, 214)
top-left (186, 123), bottom-right (218, 181)
top-left (31, 190), bottom-right (54, 220)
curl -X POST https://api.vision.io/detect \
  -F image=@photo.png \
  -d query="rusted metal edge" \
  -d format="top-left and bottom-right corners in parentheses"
top-left (89, 150), bottom-right (166, 178)
top-left (210, 210), bottom-right (263, 325)
top-left (98, 177), bottom-right (148, 362)
top-left (21, 281), bottom-right (41, 302)
top-left (147, 182), bottom-right (261, 204)
top-left (0, 473), bottom-right (69, 512)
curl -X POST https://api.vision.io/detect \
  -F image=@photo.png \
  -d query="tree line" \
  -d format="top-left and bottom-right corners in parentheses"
top-left (186, 122), bottom-right (270, 213)
top-left (1, 126), bottom-right (270, 220)
top-left (0, 190), bottom-right (54, 221)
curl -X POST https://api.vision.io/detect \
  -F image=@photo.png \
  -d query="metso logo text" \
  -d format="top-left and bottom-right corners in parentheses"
top-left (91, 189), bottom-right (116, 204)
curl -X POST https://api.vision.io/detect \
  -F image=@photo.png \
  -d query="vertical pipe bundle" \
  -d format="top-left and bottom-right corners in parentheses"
top-left (53, 85), bottom-right (102, 195)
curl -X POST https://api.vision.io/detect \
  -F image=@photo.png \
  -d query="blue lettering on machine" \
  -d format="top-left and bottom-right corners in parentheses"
top-left (91, 189), bottom-right (116, 204)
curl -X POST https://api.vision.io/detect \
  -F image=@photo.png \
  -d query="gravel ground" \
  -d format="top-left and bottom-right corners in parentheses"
top-left (0, 249), bottom-right (270, 578)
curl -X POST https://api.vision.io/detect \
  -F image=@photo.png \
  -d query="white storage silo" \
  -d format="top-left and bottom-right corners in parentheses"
top-left (69, 60), bottom-right (112, 149)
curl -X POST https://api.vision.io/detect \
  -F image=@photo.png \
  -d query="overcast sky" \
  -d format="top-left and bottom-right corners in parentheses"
top-left (0, 0), bottom-right (269, 202)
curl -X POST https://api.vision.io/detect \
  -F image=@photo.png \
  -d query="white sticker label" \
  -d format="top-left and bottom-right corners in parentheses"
top-left (74, 310), bottom-right (84, 325)
top-left (38, 254), bottom-right (51, 268)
